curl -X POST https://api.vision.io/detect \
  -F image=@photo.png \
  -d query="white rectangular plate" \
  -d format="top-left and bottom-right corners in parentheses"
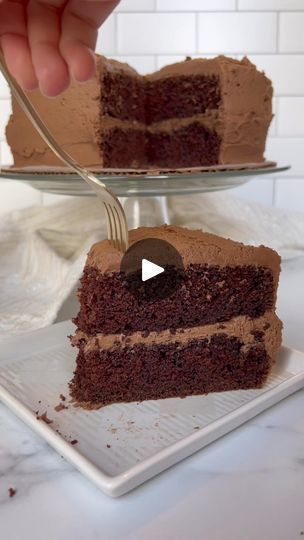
top-left (0, 321), bottom-right (304, 497)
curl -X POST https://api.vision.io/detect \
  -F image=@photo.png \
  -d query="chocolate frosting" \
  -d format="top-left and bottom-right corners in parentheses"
top-left (6, 55), bottom-right (272, 168)
top-left (71, 312), bottom-right (282, 363)
top-left (86, 225), bottom-right (280, 287)
top-left (5, 56), bottom-right (129, 168)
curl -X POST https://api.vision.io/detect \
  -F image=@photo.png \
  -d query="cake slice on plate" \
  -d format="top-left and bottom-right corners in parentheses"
top-left (70, 226), bottom-right (282, 407)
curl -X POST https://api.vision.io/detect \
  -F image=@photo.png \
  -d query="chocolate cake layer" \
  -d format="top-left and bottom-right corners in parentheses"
top-left (70, 313), bottom-right (282, 406)
top-left (102, 71), bottom-right (145, 123)
top-left (146, 75), bottom-right (221, 124)
top-left (101, 127), bottom-right (147, 168)
top-left (75, 263), bottom-right (275, 335)
top-left (70, 333), bottom-right (274, 406)
top-left (147, 122), bottom-right (220, 167)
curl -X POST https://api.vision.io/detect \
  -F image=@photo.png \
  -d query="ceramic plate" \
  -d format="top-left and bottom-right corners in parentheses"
top-left (0, 320), bottom-right (303, 497)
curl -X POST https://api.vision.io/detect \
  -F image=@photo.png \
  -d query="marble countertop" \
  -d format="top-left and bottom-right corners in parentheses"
top-left (0, 256), bottom-right (304, 540)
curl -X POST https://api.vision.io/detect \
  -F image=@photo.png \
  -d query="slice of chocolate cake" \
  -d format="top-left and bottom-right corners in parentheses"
top-left (6, 55), bottom-right (272, 169)
top-left (70, 226), bottom-right (282, 407)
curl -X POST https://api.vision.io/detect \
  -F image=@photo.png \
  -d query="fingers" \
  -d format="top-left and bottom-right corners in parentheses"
top-left (0, 0), bottom-right (38, 90)
top-left (1, 33), bottom-right (38, 90)
top-left (60, 0), bottom-right (119, 82)
top-left (1, 0), bottom-right (119, 95)
top-left (27, 0), bottom-right (69, 96)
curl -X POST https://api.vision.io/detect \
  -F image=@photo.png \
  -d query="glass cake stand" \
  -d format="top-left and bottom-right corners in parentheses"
top-left (0, 163), bottom-right (290, 228)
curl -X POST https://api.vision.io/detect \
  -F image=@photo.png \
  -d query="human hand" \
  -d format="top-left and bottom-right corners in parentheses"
top-left (0, 0), bottom-right (119, 96)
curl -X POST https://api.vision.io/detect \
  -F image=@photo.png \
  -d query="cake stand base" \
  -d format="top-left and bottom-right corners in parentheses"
top-left (120, 196), bottom-right (170, 228)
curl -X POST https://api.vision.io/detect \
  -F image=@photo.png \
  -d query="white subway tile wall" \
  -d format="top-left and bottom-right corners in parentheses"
top-left (198, 13), bottom-right (277, 54)
top-left (279, 12), bottom-right (304, 52)
top-left (277, 97), bottom-right (304, 136)
top-left (239, 0), bottom-right (304, 10)
top-left (0, 1), bottom-right (304, 214)
top-left (156, 0), bottom-right (237, 11)
top-left (117, 13), bottom-right (196, 54)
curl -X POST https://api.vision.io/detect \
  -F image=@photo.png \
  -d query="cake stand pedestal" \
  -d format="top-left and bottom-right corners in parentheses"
top-left (0, 163), bottom-right (289, 228)
top-left (120, 196), bottom-right (170, 228)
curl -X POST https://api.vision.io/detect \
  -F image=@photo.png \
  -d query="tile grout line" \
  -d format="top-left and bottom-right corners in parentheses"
top-left (98, 52), bottom-right (304, 57)
top-left (115, 10), bottom-right (304, 14)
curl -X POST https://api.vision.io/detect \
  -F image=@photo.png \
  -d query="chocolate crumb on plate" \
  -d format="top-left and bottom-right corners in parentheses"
top-left (70, 439), bottom-right (78, 445)
top-left (8, 488), bottom-right (16, 498)
top-left (59, 394), bottom-right (66, 401)
top-left (36, 411), bottom-right (53, 424)
top-left (54, 403), bottom-right (68, 412)
top-left (106, 444), bottom-right (111, 448)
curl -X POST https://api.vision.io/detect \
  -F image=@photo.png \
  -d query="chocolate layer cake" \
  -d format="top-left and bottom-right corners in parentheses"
top-left (6, 55), bottom-right (272, 169)
top-left (70, 226), bottom-right (282, 407)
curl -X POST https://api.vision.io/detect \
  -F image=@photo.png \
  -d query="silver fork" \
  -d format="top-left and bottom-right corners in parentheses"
top-left (0, 52), bottom-right (128, 253)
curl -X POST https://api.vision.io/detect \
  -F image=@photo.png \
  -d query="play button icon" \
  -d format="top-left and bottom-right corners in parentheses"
top-left (120, 237), bottom-right (184, 302)
top-left (142, 259), bottom-right (164, 281)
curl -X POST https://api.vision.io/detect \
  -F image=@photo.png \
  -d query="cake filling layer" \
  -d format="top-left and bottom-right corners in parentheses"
top-left (75, 264), bottom-right (276, 335)
top-left (72, 312), bottom-right (282, 358)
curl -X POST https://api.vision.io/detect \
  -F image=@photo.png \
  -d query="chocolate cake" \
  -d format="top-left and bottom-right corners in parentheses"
top-left (6, 55), bottom-right (273, 169)
top-left (70, 226), bottom-right (282, 407)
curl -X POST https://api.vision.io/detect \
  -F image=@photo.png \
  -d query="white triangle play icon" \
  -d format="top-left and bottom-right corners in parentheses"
top-left (141, 258), bottom-right (164, 282)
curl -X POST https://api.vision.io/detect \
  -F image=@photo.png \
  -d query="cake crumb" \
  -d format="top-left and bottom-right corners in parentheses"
top-left (59, 394), bottom-right (66, 401)
top-left (70, 439), bottom-right (78, 445)
top-left (193, 426), bottom-right (200, 430)
top-left (38, 400), bottom-right (41, 404)
top-left (54, 403), bottom-right (68, 412)
top-left (300, 532), bottom-right (304, 536)
top-left (8, 488), bottom-right (16, 498)
top-left (36, 411), bottom-right (53, 424)
top-left (106, 444), bottom-right (111, 448)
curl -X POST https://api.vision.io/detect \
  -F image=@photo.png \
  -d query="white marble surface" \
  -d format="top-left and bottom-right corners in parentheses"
top-left (0, 256), bottom-right (304, 540)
